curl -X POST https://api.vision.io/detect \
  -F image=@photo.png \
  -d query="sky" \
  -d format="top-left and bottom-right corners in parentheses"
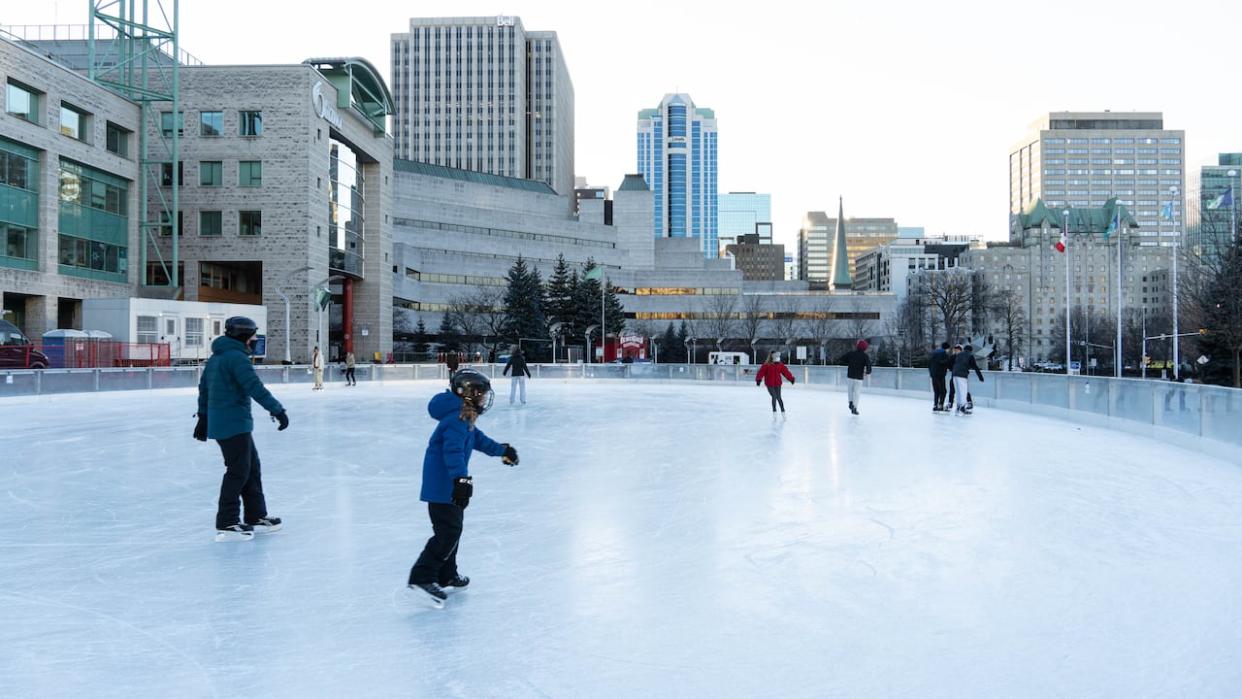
top-left (10, 0), bottom-right (1242, 251)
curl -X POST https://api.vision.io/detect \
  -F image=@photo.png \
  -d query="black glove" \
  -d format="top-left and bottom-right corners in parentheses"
top-left (272, 410), bottom-right (290, 431)
top-left (502, 444), bottom-right (519, 466)
top-left (452, 476), bottom-right (473, 509)
top-left (790, 377), bottom-right (796, 385)
top-left (192, 413), bottom-right (208, 442)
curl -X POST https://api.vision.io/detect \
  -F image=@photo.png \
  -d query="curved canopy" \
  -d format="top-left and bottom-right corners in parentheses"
top-left (303, 57), bottom-right (394, 135)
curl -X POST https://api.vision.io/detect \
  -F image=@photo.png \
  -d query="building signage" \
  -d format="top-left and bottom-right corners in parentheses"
top-left (312, 82), bottom-right (343, 128)
top-left (497, 16), bottom-right (515, 26)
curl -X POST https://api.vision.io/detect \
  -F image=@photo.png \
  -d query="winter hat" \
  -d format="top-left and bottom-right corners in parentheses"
top-left (856, 340), bottom-right (869, 351)
top-left (772, 352), bottom-right (781, 362)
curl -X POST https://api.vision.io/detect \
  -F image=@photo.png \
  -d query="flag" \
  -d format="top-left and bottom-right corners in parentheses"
top-left (1103, 209), bottom-right (1120, 240)
top-left (1054, 228), bottom-right (1067, 253)
top-left (583, 266), bottom-right (603, 282)
top-left (314, 286), bottom-right (331, 310)
top-left (1160, 202), bottom-right (1174, 221)
top-left (1207, 185), bottom-right (1234, 210)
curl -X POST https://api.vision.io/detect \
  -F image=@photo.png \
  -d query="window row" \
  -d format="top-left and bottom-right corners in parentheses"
top-left (158, 160), bottom-right (262, 187)
top-left (58, 234), bottom-right (127, 274)
top-left (157, 210), bottom-right (263, 237)
top-left (161, 110), bottom-right (262, 138)
top-left (7, 79), bottom-right (133, 158)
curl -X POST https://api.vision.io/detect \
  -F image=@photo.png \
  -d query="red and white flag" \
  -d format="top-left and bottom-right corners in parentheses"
top-left (1054, 229), bottom-right (1067, 253)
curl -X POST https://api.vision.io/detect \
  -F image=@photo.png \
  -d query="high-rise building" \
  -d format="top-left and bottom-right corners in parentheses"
top-left (1009, 111), bottom-right (1184, 247)
top-left (719, 192), bottom-right (771, 252)
top-left (1187, 153), bottom-right (1241, 259)
top-left (798, 210), bottom-right (897, 284)
top-left (636, 94), bottom-right (718, 257)
top-left (724, 234), bottom-right (784, 281)
top-left (390, 16), bottom-right (575, 196)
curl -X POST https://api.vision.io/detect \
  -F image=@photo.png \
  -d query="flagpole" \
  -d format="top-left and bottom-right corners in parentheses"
top-left (1170, 185), bottom-right (1180, 381)
top-left (1064, 209), bottom-right (1071, 376)
top-left (601, 270), bottom-right (606, 364)
top-left (1116, 205), bottom-right (1123, 379)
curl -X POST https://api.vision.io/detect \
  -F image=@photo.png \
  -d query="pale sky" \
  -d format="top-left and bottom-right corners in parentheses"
top-left (11, 0), bottom-right (1242, 251)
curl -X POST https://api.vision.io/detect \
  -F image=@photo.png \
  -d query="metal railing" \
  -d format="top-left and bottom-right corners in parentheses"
top-left (2, 363), bottom-right (1238, 453)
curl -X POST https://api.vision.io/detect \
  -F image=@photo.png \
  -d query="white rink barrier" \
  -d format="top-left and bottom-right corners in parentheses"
top-left (3, 363), bottom-right (1239, 455)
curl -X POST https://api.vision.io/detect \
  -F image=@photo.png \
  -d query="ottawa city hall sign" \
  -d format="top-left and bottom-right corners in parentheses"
top-left (312, 82), bottom-right (343, 128)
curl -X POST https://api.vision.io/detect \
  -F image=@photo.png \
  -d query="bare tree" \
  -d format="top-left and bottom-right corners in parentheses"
top-left (1181, 237), bottom-right (1242, 386)
top-left (469, 287), bottom-right (508, 361)
top-left (989, 289), bottom-right (1027, 370)
top-left (801, 296), bottom-right (836, 364)
top-left (701, 293), bottom-right (739, 353)
top-left (770, 297), bottom-right (802, 350)
top-left (446, 292), bottom-right (490, 358)
top-left (923, 269), bottom-right (975, 344)
top-left (844, 296), bottom-right (874, 343)
top-left (738, 294), bottom-right (768, 362)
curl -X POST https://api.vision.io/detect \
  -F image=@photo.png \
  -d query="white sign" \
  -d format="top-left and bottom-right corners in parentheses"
top-left (361, 329), bottom-right (369, 337)
top-left (312, 82), bottom-right (343, 128)
top-left (496, 16), bottom-right (515, 26)
top-left (796, 346), bottom-right (807, 360)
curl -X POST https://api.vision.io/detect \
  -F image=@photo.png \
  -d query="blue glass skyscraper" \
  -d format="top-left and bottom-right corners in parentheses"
top-left (637, 94), bottom-right (718, 257)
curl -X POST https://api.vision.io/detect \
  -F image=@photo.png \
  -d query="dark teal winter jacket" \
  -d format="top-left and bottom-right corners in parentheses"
top-left (421, 390), bottom-right (505, 504)
top-left (197, 336), bottom-right (284, 440)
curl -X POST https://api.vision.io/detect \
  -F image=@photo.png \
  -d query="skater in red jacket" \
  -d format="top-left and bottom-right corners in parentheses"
top-left (755, 351), bottom-right (796, 413)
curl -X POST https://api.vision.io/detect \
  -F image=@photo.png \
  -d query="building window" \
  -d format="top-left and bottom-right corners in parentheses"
top-left (60, 103), bottom-right (90, 141)
top-left (240, 111), bottom-right (263, 136)
top-left (160, 111), bottom-right (184, 138)
top-left (199, 111), bottom-right (223, 136)
top-left (239, 210), bottom-right (262, 236)
top-left (5, 80), bottom-right (41, 123)
top-left (3, 223), bottom-right (37, 263)
top-left (136, 316), bottom-right (158, 344)
top-left (199, 210), bottom-right (222, 237)
top-left (158, 210), bottom-right (184, 236)
top-left (200, 161), bottom-right (222, 186)
top-left (160, 162), bottom-right (183, 187)
top-left (239, 161), bottom-right (261, 187)
top-left (185, 317), bottom-right (204, 347)
top-left (58, 234), bottom-right (125, 275)
top-left (106, 122), bottom-right (130, 157)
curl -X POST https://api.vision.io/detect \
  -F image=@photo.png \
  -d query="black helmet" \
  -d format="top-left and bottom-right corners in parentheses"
top-left (225, 316), bottom-right (258, 342)
top-left (451, 368), bottom-right (494, 414)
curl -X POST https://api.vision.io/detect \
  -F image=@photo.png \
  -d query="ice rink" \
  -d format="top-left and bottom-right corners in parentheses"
top-left (3, 378), bottom-right (1242, 698)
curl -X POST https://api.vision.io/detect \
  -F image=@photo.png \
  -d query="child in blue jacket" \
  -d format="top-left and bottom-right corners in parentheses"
top-left (408, 369), bottom-right (519, 607)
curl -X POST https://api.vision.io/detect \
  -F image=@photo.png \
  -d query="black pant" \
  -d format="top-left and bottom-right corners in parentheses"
top-left (215, 432), bottom-right (267, 529)
top-left (931, 374), bottom-right (947, 408)
top-left (766, 384), bottom-right (785, 412)
top-left (409, 503), bottom-right (464, 586)
top-left (345, 367), bottom-right (356, 385)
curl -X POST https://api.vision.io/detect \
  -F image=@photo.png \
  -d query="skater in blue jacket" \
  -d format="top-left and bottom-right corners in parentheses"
top-left (408, 368), bottom-right (519, 607)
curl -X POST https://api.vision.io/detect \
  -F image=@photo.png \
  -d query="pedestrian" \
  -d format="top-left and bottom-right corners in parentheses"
top-left (312, 346), bottom-right (324, 391)
top-left (754, 351), bottom-right (795, 413)
top-left (951, 343), bottom-right (985, 415)
top-left (407, 369), bottom-right (520, 608)
top-left (502, 345), bottom-right (532, 405)
top-left (838, 340), bottom-right (873, 416)
top-left (193, 316), bottom-right (290, 542)
top-left (929, 342), bottom-right (950, 412)
top-left (344, 350), bottom-right (357, 386)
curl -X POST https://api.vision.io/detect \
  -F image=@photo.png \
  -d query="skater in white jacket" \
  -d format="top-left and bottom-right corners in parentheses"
top-left (312, 346), bottom-right (325, 391)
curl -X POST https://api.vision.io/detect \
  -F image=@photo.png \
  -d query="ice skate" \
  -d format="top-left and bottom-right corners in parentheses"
top-left (409, 582), bottom-right (447, 608)
top-left (441, 574), bottom-right (470, 593)
top-left (250, 516), bottom-right (282, 534)
top-left (215, 524), bottom-right (254, 542)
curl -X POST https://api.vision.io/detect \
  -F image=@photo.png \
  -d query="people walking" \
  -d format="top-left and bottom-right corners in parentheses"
top-left (312, 346), bottom-right (324, 390)
top-left (755, 351), bottom-right (796, 413)
top-left (929, 342), bottom-right (950, 412)
top-left (951, 343), bottom-right (985, 415)
top-left (838, 340), bottom-right (873, 416)
top-left (502, 345), bottom-right (532, 405)
top-left (344, 351), bottom-right (357, 386)
top-left (193, 316), bottom-right (289, 542)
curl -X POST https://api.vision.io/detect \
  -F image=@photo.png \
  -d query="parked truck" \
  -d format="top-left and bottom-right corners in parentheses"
top-left (83, 298), bottom-right (268, 364)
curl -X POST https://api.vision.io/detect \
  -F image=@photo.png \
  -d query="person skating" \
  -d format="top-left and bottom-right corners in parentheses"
top-left (928, 342), bottom-right (950, 412)
top-left (951, 343), bottom-right (985, 415)
top-left (312, 346), bottom-right (324, 391)
top-left (755, 351), bottom-right (795, 413)
top-left (193, 316), bottom-right (290, 542)
top-left (344, 351), bottom-right (356, 386)
top-left (408, 369), bottom-right (519, 607)
top-left (502, 345), bottom-right (532, 405)
top-left (946, 344), bottom-right (972, 410)
top-left (838, 340), bottom-right (872, 415)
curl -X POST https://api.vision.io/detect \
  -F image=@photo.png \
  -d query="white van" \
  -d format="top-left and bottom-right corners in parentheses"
top-left (708, 351), bottom-right (750, 366)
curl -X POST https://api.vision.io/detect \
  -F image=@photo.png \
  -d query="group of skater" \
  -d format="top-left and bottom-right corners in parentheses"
top-left (193, 317), bottom-right (521, 608)
top-left (753, 339), bottom-right (985, 417)
top-left (309, 347), bottom-right (358, 390)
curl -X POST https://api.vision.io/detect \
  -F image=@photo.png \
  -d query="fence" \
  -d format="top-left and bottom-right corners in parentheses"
top-left (2, 362), bottom-right (1239, 454)
top-left (6, 340), bottom-right (172, 369)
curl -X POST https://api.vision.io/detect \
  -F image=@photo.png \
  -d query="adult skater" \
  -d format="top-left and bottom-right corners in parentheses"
top-left (838, 340), bottom-right (872, 416)
top-left (408, 368), bottom-right (519, 607)
top-left (502, 345), bottom-right (531, 405)
top-left (344, 351), bottom-right (357, 386)
top-left (193, 316), bottom-right (289, 541)
top-left (755, 351), bottom-right (795, 413)
top-left (312, 346), bottom-right (324, 391)
top-left (928, 342), bottom-right (950, 412)
top-left (951, 343), bottom-right (985, 415)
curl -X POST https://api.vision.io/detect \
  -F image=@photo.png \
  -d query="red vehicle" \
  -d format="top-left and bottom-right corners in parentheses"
top-left (0, 320), bottom-right (49, 369)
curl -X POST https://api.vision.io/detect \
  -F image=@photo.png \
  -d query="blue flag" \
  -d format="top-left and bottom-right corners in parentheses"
top-left (1160, 202), bottom-right (1174, 221)
top-left (1103, 209), bottom-right (1120, 240)
top-left (1207, 185), bottom-right (1234, 210)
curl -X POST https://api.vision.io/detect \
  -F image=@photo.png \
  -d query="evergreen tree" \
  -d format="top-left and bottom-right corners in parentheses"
top-left (604, 280), bottom-right (626, 337)
top-left (659, 322), bottom-right (677, 364)
top-left (413, 317), bottom-right (431, 360)
top-left (676, 320), bottom-right (690, 363)
top-left (436, 313), bottom-right (460, 354)
top-left (501, 255), bottom-right (546, 346)
top-left (573, 258), bottom-right (603, 344)
top-left (545, 254), bottom-right (575, 334)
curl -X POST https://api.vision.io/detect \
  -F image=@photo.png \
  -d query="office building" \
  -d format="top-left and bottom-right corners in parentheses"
top-left (636, 93), bottom-right (718, 257)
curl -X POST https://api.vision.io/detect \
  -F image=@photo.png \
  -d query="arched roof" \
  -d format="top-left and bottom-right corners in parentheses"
top-left (304, 57), bottom-right (394, 134)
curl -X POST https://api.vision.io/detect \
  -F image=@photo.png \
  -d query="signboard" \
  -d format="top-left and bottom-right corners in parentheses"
top-left (796, 346), bottom-right (807, 360)
top-left (312, 82), bottom-right (343, 128)
top-left (496, 15), bottom-right (515, 26)
top-left (253, 334), bottom-right (267, 358)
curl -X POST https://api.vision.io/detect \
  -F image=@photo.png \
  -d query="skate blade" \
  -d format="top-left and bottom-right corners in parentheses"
top-left (214, 531), bottom-right (255, 542)
top-left (252, 524), bottom-right (282, 534)
top-left (400, 586), bottom-right (446, 609)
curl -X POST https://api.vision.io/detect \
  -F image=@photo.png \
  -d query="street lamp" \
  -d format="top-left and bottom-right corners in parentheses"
top-left (585, 324), bottom-right (600, 364)
top-left (685, 336), bottom-right (697, 364)
top-left (548, 322), bottom-right (565, 364)
top-left (276, 265), bottom-right (313, 364)
top-left (1169, 185), bottom-right (1181, 379)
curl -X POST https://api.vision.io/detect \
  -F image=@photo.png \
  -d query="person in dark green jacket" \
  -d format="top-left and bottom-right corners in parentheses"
top-left (194, 316), bottom-right (289, 541)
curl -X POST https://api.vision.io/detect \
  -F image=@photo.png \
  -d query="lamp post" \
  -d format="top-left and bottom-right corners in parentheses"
top-left (548, 322), bottom-right (565, 364)
top-left (276, 265), bottom-right (312, 364)
top-left (310, 274), bottom-right (344, 358)
top-left (1063, 209), bottom-right (1072, 376)
top-left (1169, 185), bottom-right (1181, 380)
top-left (585, 324), bottom-right (600, 364)
top-left (685, 336), bottom-right (697, 364)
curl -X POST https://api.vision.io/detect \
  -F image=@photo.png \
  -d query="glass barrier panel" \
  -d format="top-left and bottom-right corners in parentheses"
top-left (1111, 379), bottom-right (1154, 424)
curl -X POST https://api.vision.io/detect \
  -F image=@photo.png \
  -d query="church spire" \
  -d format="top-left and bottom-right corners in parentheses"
top-left (831, 196), bottom-right (853, 290)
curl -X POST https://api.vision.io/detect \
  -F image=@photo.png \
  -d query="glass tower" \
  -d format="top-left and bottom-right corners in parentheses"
top-left (636, 94), bottom-right (718, 257)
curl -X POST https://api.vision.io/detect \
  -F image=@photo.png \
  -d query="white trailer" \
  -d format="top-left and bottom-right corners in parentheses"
top-left (83, 298), bottom-right (268, 363)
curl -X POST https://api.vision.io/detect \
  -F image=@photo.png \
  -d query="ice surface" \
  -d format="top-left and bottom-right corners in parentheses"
top-left (3, 379), bottom-right (1242, 698)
